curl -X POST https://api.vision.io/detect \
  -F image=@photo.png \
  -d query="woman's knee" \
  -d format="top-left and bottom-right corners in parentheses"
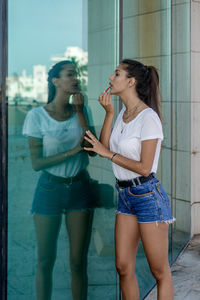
top-left (70, 255), bottom-right (87, 273)
top-left (150, 265), bottom-right (171, 281)
top-left (115, 259), bottom-right (133, 276)
top-left (37, 254), bottom-right (56, 272)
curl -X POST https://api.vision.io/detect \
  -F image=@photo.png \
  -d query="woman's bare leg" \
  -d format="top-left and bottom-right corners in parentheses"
top-left (115, 214), bottom-right (141, 300)
top-left (34, 214), bottom-right (62, 300)
top-left (65, 210), bottom-right (93, 300)
top-left (139, 223), bottom-right (174, 300)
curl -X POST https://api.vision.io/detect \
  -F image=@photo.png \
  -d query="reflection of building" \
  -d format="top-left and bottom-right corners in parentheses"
top-left (8, 65), bottom-right (47, 104)
top-left (51, 46), bottom-right (88, 66)
top-left (8, 46), bottom-right (88, 105)
top-left (51, 46), bottom-right (88, 88)
top-left (33, 65), bottom-right (47, 102)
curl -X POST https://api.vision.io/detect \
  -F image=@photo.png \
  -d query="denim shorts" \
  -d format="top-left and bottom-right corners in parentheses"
top-left (32, 170), bottom-right (95, 216)
top-left (116, 177), bottom-right (175, 224)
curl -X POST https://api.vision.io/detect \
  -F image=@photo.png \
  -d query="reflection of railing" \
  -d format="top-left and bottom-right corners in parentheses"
top-left (9, 97), bottom-right (42, 106)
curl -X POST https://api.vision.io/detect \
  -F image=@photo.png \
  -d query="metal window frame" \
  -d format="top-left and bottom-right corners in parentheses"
top-left (0, 0), bottom-right (8, 299)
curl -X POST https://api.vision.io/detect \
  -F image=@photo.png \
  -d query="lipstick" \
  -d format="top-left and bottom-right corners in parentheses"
top-left (104, 86), bottom-right (111, 93)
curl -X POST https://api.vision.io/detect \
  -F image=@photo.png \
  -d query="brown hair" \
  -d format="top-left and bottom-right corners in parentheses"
top-left (121, 59), bottom-right (161, 120)
top-left (47, 60), bottom-right (75, 103)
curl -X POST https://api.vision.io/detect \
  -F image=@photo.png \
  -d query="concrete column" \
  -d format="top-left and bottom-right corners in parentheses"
top-left (191, 0), bottom-right (200, 236)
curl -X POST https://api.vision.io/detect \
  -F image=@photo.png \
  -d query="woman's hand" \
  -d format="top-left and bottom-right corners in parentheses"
top-left (98, 92), bottom-right (115, 114)
top-left (72, 93), bottom-right (84, 112)
top-left (84, 130), bottom-right (112, 159)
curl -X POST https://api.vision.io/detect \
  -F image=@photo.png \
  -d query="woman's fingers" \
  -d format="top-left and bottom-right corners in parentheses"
top-left (98, 92), bottom-right (115, 114)
top-left (85, 130), bottom-right (97, 141)
top-left (83, 131), bottom-right (111, 158)
top-left (83, 146), bottom-right (94, 151)
top-left (83, 134), bottom-right (95, 152)
top-left (99, 93), bottom-right (112, 106)
top-left (98, 92), bottom-right (105, 103)
top-left (84, 135), bottom-right (94, 145)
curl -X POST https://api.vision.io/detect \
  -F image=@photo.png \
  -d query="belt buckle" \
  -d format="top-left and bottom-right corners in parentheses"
top-left (68, 177), bottom-right (73, 185)
top-left (131, 179), bottom-right (137, 187)
top-left (65, 177), bottom-right (73, 186)
top-left (136, 177), bottom-right (141, 185)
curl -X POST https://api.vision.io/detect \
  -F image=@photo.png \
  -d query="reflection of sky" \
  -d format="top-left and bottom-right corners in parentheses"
top-left (8, 0), bottom-right (87, 75)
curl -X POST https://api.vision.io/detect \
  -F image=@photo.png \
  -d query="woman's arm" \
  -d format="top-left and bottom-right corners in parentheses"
top-left (72, 93), bottom-right (97, 156)
top-left (72, 93), bottom-right (89, 133)
top-left (28, 137), bottom-right (83, 171)
top-left (99, 112), bottom-right (115, 148)
top-left (84, 130), bottom-right (158, 177)
top-left (110, 139), bottom-right (158, 177)
top-left (98, 92), bottom-right (115, 148)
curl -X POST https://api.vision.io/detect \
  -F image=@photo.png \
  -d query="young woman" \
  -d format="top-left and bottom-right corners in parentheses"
top-left (23, 61), bottom-right (94, 300)
top-left (84, 59), bottom-right (175, 300)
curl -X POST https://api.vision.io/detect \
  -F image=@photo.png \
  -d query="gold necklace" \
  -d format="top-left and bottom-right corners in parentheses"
top-left (121, 102), bottom-right (142, 133)
top-left (123, 102), bottom-right (141, 121)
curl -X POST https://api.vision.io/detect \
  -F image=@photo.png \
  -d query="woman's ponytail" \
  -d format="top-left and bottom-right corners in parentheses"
top-left (146, 66), bottom-right (161, 120)
top-left (121, 59), bottom-right (162, 120)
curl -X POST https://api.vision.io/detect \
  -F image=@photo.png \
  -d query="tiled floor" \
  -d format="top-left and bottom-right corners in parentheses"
top-left (145, 234), bottom-right (200, 300)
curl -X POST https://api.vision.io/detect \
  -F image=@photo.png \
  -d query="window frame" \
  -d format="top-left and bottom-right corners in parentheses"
top-left (0, 0), bottom-right (8, 299)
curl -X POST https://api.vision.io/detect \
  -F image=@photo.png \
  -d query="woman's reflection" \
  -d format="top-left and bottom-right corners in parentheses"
top-left (23, 61), bottom-right (94, 300)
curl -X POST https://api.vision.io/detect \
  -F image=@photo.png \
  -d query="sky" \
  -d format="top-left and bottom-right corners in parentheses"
top-left (8, 0), bottom-right (88, 75)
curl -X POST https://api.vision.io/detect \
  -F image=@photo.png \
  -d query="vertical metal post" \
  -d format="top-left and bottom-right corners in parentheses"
top-left (0, 0), bottom-right (8, 299)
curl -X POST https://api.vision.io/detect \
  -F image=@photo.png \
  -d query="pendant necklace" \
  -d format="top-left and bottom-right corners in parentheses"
top-left (121, 102), bottom-right (141, 134)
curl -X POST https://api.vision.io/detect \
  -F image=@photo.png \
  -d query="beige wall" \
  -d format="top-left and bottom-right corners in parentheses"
top-left (88, 0), bottom-right (199, 237)
top-left (191, 0), bottom-right (200, 236)
top-left (122, 0), bottom-right (192, 235)
top-left (123, 0), bottom-right (171, 187)
top-left (171, 1), bottom-right (191, 233)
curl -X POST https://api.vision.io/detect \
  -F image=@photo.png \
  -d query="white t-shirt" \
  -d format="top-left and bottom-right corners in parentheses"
top-left (22, 106), bottom-right (88, 178)
top-left (109, 107), bottom-right (163, 180)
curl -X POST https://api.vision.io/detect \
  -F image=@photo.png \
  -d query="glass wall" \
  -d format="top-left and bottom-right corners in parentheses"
top-left (7, 0), bottom-right (118, 299)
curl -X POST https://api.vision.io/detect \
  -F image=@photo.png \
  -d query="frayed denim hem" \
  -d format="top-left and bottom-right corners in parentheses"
top-left (139, 217), bottom-right (176, 225)
top-left (116, 210), bottom-right (136, 217)
top-left (115, 211), bottom-right (176, 226)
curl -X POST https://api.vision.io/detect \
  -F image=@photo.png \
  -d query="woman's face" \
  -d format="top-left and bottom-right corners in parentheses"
top-left (109, 64), bottom-right (130, 95)
top-left (54, 64), bottom-right (79, 94)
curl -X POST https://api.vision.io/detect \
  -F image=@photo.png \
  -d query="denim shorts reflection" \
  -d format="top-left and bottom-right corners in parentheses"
top-left (116, 177), bottom-right (175, 224)
top-left (32, 171), bottom-right (94, 216)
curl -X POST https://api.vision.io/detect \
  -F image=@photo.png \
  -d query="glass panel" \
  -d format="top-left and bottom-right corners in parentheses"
top-left (8, 0), bottom-right (119, 299)
top-left (87, 1), bottom-right (119, 298)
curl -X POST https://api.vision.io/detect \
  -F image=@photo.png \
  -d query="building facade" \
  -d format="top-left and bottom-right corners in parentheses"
top-left (1, 0), bottom-right (200, 299)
